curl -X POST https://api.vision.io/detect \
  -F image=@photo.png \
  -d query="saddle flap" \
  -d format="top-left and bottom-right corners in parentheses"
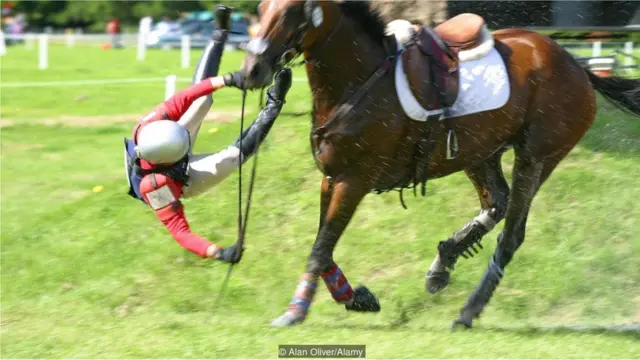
top-left (401, 26), bottom-right (460, 110)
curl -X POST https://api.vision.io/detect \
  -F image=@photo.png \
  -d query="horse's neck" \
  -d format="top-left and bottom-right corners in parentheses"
top-left (305, 21), bottom-right (386, 122)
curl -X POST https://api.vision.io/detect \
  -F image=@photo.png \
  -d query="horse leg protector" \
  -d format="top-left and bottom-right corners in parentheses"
top-left (426, 210), bottom-right (498, 294)
top-left (437, 210), bottom-right (497, 269)
top-left (321, 263), bottom-right (355, 304)
top-left (452, 255), bottom-right (504, 329)
top-left (271, 273), bottom-right (317, 327)
top-left (320, 263), bottom-right (380, 313)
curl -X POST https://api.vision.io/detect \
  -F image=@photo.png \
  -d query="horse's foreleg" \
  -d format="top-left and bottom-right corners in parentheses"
top-left (316, 177), bottom-right (380, 311)
top-left (270, 176), bottom-right (373, 327)
top-left (427, 150), bottom-right (510, 294)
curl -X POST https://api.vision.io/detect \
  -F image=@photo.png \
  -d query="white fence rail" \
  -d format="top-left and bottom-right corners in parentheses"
top-left (0, 32), bottom-right (245, 69)
top-left (1, 76), bottom-right (307, 100)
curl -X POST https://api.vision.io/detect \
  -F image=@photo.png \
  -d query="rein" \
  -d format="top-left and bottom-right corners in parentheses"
top-left (311, 51), bottom-right (396, 143)
top-left (214, 89), bottom-right (260, 308)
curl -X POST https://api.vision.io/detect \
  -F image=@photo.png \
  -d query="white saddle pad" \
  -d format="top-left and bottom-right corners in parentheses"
top-left (395, 47), bottom-right (510, 121)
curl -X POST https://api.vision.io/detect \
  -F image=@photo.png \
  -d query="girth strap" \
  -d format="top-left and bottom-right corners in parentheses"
top-left (412, 115), bottom-right (440, 198)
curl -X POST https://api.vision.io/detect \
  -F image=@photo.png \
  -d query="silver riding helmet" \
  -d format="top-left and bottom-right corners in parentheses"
top-left (135, 120), bottom-right (190, 165)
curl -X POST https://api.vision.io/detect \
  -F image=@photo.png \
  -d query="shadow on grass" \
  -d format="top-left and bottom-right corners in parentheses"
top-left (316, 321), bottom-right (640, 339)
top-left (312, 294), bottom-right (639, 339)
top-left (479, 323), bottom-right (640, 339)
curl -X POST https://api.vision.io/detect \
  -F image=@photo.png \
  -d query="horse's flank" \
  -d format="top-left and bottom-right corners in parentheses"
top-left (305, 4), bottom-right (594, 192)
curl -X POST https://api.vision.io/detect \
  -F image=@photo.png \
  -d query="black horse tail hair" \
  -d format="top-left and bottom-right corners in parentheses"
top-left (585, 69), bottom-right (640, 117)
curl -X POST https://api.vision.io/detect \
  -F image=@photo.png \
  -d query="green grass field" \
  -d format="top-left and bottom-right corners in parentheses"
top-left (1, 43), bottom-right (639, 359)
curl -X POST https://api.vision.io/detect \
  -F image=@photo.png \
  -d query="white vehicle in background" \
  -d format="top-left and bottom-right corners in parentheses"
top-left (145, 11), bottom-right (250, 50)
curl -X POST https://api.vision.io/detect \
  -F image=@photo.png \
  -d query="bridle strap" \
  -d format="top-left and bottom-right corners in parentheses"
top-left (279, 11), bottom-right (345, 68)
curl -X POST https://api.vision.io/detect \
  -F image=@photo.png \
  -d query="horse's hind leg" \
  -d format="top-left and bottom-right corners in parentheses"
top-left (453, 151), bottom-right (566, 328)
top-left (427, 149), bottom-right (510, 294)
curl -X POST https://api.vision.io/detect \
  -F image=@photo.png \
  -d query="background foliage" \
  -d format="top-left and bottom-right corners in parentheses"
top-left (10, 0), bottom-right (260, 31)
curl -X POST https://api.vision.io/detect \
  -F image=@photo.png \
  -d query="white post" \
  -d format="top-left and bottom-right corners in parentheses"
top-left (25, 33), bottom-right (34, 50)
top-left (624, 41), bottom-right (634, 70)
top-left (165, 75), bottom-right (177, 100)
top-left (592, 41), bottom-right (602, 57)
top-left (137, 33), bottom-right (146, 61)
top-left (181, 35), bottom-right (190, 69)
top-left (65, 33), bottom-right (74, 47)
top-left (0, 31), bottom-right (6, 56)
top-left (39, 34), bottom-right (48, 70)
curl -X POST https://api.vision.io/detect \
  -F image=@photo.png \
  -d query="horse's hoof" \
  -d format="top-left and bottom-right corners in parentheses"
top-left (426, 270), bottom-right (450, 294)
top-left (451, 313), bottom-right (473, 330)
top-left (345, 286), bottom-right (381, 312)
top-left (270, 311), bottom-right (305, 328)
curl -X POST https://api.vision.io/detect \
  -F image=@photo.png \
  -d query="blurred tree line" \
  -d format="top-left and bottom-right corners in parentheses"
top-left (10, 0), bottom-right (260, 32)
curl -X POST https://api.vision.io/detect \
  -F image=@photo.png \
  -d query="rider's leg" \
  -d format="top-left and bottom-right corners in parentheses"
top-left (178, 23), bottom-right (229, 152)
top-left (182, 70), bottom-right (292, 198)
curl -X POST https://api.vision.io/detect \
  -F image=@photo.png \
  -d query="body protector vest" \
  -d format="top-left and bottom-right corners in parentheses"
top-left (124, 138), bottom-right (190, 202)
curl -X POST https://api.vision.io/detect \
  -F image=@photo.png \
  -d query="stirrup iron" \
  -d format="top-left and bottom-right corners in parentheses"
top-left (446, 128), bottom-right (459, 160)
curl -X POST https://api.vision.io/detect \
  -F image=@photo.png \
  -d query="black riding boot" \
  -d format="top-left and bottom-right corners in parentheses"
top-left (192, 5), bottom-right (233, 83)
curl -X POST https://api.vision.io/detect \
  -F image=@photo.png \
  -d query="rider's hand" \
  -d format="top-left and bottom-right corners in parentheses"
top-left (268, 68), bottom-right (293, 102)
top-left (223, 71), bottom-right (245, 90)
top-left (215, 244), bottom-right (244, 264)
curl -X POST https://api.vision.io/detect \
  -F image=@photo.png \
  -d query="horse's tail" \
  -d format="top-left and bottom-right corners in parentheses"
top-left (585, 69), bottom-right (640, 116)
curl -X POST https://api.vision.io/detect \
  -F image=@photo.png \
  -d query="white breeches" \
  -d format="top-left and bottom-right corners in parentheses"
top-left (182, 146), bottom-right (242, 198)
top-left (176, 93), bottom-right (244, 198)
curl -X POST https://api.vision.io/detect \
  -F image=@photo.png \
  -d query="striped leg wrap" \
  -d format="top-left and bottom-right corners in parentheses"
top-left (321, 263), bottom-right (354, 304)
top-left (287, 273), bottom-right (317, 317)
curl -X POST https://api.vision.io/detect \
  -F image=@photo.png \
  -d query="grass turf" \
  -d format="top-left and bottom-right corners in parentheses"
top-left (1, 44), bottom-right (639, 358)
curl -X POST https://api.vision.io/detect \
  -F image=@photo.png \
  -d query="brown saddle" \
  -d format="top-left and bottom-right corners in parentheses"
top-left (400, 13), bottom-right (487, 111)
top-left (435, 13), bottom-right (487, 54)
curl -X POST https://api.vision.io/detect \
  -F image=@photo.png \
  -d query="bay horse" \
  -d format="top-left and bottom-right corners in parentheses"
top-left (240, 0), bottom-right (640, 328)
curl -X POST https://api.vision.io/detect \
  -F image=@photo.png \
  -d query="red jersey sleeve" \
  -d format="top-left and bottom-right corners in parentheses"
top-left (163, 78), bottom-right (217, 120)
top-left (139, 173), bottom-right (221, 258)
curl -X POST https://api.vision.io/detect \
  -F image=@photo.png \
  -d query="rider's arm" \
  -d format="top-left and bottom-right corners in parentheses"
top-left (231, 68), bottom-right (292, 163)
top-left (139, 173), bottom-right (221, 258)
top-left (163, 76), bottom-right (227, 121)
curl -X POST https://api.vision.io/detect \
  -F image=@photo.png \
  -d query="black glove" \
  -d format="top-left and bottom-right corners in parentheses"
top-left (216, 244), bottom-right (244, 264)
top-left (215, 5), bottom-right (233, 31)
top-left (268, 68), bottom-right (293, 102)
top-left (224, 71), bottom-right (245, 90)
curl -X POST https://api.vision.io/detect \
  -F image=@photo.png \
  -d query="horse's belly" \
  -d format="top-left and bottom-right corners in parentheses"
top-left (428, 109), bottom-right (524, 177)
